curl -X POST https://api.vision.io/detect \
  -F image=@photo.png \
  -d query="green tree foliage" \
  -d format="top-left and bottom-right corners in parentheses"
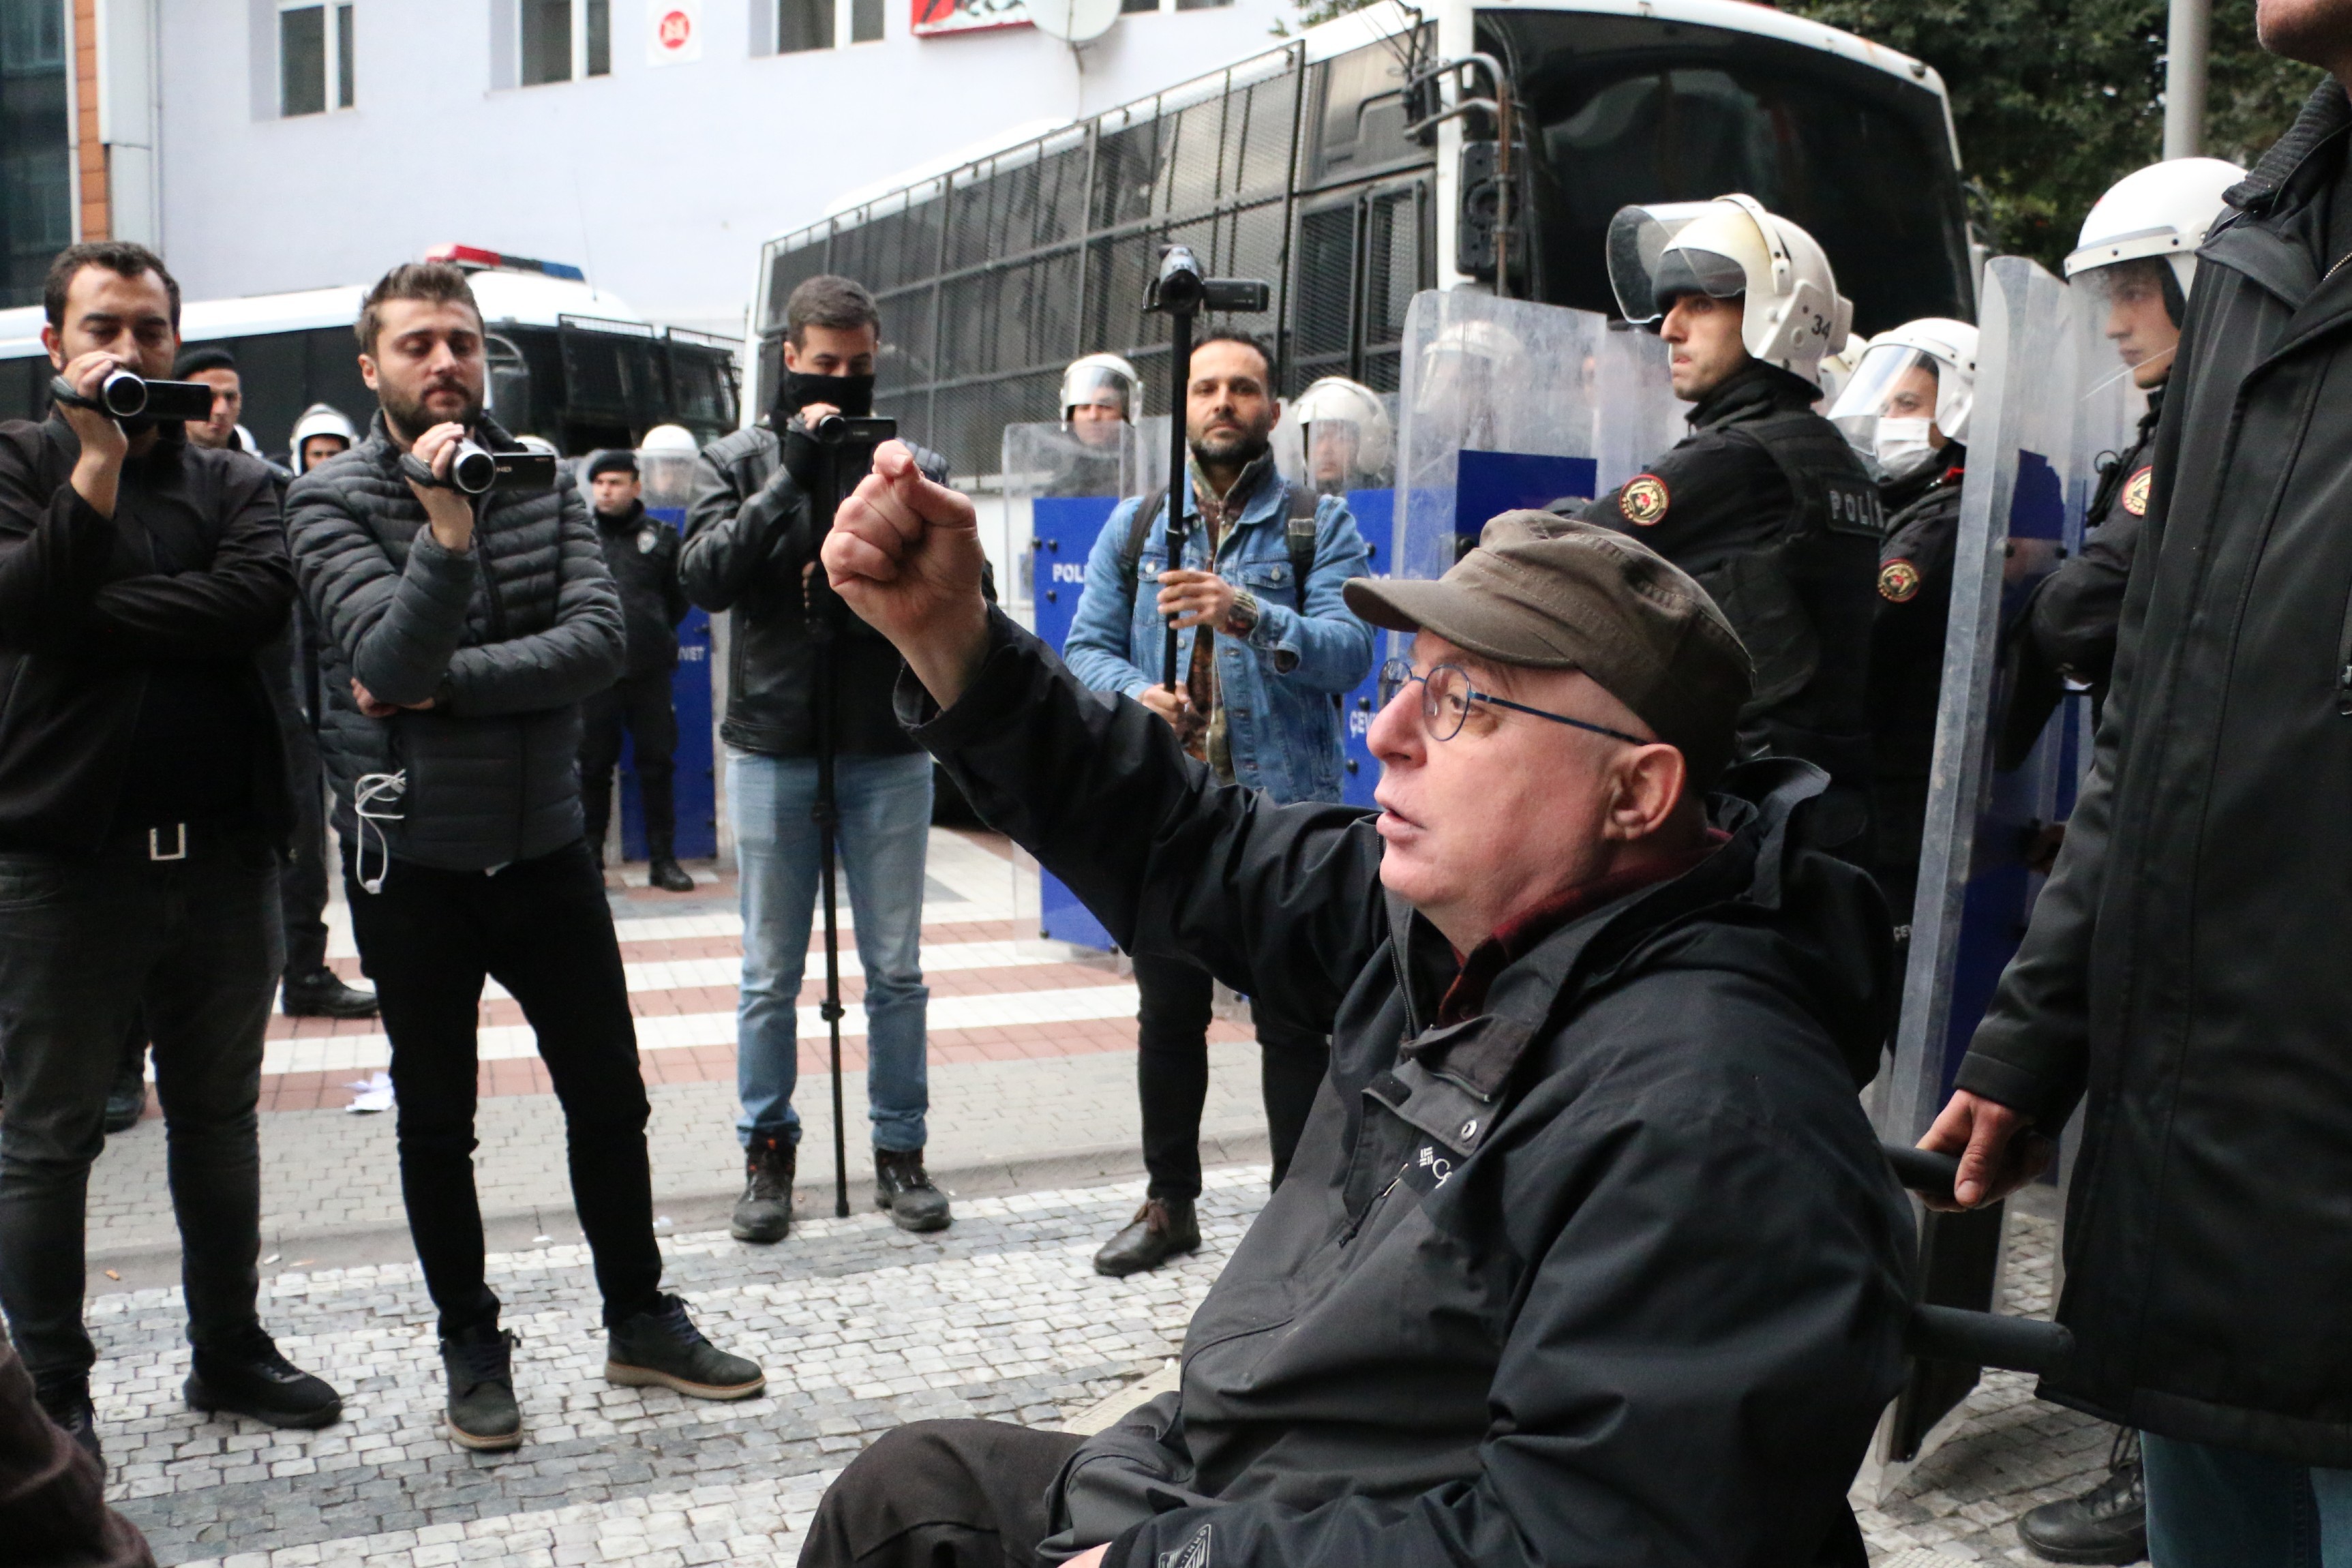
top-left (1781, 0), bottom-right (2323, 269)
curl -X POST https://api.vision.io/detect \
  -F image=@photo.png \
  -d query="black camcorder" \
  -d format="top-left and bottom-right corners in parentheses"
top-left (399, 438), bottom-right (558, 496)
top-left (807, 414), bottom-right (896, 517)
top-left (50, 370), bottom-right (217, 425)
top-left (1146, 246), bottom-right (1272, 316)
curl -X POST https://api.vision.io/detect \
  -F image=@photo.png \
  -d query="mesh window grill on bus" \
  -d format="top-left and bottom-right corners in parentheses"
top-left (1166, 95), bottom-right (1226, 216)
top-left (1363, 188), bottom-right (1419, 351)
top-left (1293, 205), bottom-right (1356, 363)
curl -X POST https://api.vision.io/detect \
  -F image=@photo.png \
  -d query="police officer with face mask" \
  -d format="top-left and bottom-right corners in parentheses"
top-left (1826, 320), bottom-right (1978, 939)
top-left (1572, 196), bottom-right (1883, 860)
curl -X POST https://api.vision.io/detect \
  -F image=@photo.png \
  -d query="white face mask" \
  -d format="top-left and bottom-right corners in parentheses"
top-left (1873, 417), bottom-right (1937, 479)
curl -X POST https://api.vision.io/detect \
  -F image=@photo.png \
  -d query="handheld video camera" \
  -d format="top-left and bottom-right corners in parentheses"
top-left (1146, 246), bottom-right (1272, 317)
top-left (399, 438), bottom-right (558, 496)
top-left (50, 370), bottom-right (217, 425)
top-left (806, 413), bottom-right (896, 518)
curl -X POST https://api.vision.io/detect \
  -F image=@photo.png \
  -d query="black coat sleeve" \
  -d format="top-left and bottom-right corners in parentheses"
top-left (678, 442), bottom-right (815, 613)
top-left (0, 433), bottom-right (123, 654)
top-left (902, 607), bottom-right (1387, 1032)
top-left (76, 460), bottom-right (295, 661)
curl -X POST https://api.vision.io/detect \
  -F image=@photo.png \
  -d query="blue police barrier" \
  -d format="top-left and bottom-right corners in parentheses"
top-left (616, 505), bottom-right (719, 861)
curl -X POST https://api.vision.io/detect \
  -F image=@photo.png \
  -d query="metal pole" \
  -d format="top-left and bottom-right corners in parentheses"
top-left (810, 451), bottom-right (852, 1221)
top-left (2164, 0), bottom-right (2211, 160)
top-left (1160, 306), bottom-right (1193, 692)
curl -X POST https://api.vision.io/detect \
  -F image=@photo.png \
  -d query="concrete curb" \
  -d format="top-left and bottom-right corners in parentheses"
top-left (85, 1132), bottom-right (1273, 1293)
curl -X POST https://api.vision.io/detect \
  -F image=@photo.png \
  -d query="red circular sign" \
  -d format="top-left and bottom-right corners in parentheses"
top-left (658, 10), bottom-right (693, 49)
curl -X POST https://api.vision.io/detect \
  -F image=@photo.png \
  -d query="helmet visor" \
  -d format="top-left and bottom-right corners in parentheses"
top-left (1826, 344), bottom-right (1941, 454)
top-left (1604, 201), bottom-right (1721, 324)
top-left (1061, 364), bottom-right (1132, 419)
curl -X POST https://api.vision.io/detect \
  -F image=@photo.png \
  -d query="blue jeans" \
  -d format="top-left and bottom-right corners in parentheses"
top-left (730, 750), bottom-right (932, 1153)
top-left (2145, 1432), bottom-right (2352, 1567)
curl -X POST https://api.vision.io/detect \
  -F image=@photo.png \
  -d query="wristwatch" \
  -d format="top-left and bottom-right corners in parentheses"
top-left (1226, 589), bottom-right (1261, 635)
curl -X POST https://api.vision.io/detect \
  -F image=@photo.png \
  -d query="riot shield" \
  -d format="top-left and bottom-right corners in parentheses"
top-left (614, 440), bottom-right (717, 862)
top-left (1864, 255), bottom-right (2139, 1476)
top-left (1393, 291), bottom-right (1680, 593)
top-left (1004, 421), bottom-right (1143, 954)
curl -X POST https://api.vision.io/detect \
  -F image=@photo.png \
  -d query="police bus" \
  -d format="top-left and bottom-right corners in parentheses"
top-left (0, 245), bottom-right (741, 462)
top-left (744, 0), bottom-right (1975, 483)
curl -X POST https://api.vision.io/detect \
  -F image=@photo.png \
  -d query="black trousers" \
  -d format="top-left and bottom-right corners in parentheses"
top-left (278, 710), bottom-right (332, 979)
top-left (344, 839), bottom-right (663, 1336)
top-left (579, 672), bottom-right (680, 858)
top-left (798, 1419), bottom-right (1083, 1568)
top-left (1132, 953), bottom-right (1328, 1201)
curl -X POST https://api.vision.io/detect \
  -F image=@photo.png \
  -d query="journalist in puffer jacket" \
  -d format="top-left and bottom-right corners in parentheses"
top-left (286, 410), bottom-right (624, 870)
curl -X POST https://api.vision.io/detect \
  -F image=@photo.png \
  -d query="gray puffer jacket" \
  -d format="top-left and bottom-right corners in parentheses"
top-left (286, 413), bottom-right (624, 871)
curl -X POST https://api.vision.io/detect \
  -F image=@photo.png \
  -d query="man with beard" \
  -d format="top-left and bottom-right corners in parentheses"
top-left (1062, 331), bottom-right (1374, 1276)
top-left (286, 262), bottom-right (762, 1453)
top-left (682, 274), bottom-right (959, 1242)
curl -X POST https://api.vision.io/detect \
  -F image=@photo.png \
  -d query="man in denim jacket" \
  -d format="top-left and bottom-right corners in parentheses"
top-left (1063, 331), bottom-right (1374, 1276)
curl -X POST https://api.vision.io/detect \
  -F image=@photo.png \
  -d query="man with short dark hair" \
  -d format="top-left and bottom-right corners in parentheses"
top-left (683, 273), bottom-right (956, 1242)
top-left (1063, 330), bottom-right (1373, 1275)
top-left (577, 449), bottom-right (693, 892)
top-left (172, 346), bottom-right (247, 455)
top-left (0, 241), bottom-right (343, 1461)
top-left (794, 451), bottom-right (1910, 1567)
top-left (288, 260), bottom-right (762, 1454)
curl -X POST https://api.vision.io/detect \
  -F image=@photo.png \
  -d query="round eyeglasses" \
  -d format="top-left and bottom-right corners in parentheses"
top-left (1376, 658), bottom-right (1651, 746)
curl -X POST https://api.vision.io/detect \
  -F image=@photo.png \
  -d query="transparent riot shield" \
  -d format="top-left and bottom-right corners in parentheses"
top-left (612, 440), bottom-right (717, 862)
top-left (1004, 421), bottom-right (1141, 954)
top-left (1393, 291), bottom-right (1679, 592)
top-left (1863, 256), bottom-right (2140, 1479)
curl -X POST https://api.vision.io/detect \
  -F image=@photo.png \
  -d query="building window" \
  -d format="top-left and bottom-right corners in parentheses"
top-left (777, 0), bottom-right (832, 52)
top-left (1172, 0), bottom-right (1230, 10)
top-left (1118, 0), bottom-right (1156, 12)
top-left (850, 0), bottom-right (882, 43)
top-left (279, 2), bottom-right (355, 115)
top-left (0, 0), bottom-right (68, 308)
top-left (522, 0), bottom-right (609, 85)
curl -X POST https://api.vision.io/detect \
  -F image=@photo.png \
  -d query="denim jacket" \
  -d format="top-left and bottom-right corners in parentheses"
top-left (1063, 469), bottom-right (1374, 805)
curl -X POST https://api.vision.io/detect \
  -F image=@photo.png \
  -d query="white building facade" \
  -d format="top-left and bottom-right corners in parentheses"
top-left (101, 0), bottom-right (1297, 334)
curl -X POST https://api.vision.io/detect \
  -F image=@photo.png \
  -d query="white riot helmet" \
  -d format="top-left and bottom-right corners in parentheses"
top-left (1605, 195), bottom-right (1853, 389)
top-left (1813, 334), bottom-right (1865, 410)
top-left (288, 403), bottom-right (359, 474)
top-left (1059, 353), bottom-right (1141, 423)
top-left (1827, 318), bottom-right (1979, 481)
top-left (637, 423), bottom-right (699, 510)
top-left (2064, 157), bottom-right (2245, 309)
top-left (1289, 376), bottom-right (1393, 489)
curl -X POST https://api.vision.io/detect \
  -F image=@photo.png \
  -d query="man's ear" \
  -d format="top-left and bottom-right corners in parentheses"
top-left (358, 352), bottom-right (380, 391)
top-left (41, 323), bottom-right (62, 371)
top-left (1605, 743), bottom-right (1689, 841)
top-left (781, 338), bottom-right (802, 374)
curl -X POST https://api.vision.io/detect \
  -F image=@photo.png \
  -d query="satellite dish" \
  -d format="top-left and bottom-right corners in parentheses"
top-left (1027, 0), bottom-right (1119, 43)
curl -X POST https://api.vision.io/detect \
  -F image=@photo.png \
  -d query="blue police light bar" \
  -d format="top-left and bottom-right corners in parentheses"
top-left (425, 244), bottom-right (588, 282)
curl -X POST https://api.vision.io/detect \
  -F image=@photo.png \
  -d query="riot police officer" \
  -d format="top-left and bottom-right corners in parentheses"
top-left (1287, 376), bottom-right (1393, 496)
top-left (1575, 196), bottom-right (1882, 857)
top-left (2004, 154), bottom-right (2242, 1568)
top-left (1826, 319), bottom-right (1978, 936)
top-left (1057, 352), bottom-right (1141, 496)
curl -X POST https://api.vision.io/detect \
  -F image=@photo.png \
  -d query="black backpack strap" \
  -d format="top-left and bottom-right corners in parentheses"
top-left (1284, 483), bottom-right (1319, 607)
top-left (1118, 484), bottom-right (1170, 605)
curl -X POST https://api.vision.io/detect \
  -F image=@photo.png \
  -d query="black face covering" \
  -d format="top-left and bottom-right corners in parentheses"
top-left (778, 370), bottom-right (875, 421)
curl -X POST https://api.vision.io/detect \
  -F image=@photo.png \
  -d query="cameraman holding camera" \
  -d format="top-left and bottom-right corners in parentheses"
top-left (682, 274), bottom-right (956, 1243)
top-left (0, 242), bottom-right (340, 1460)
top-left (286, 261), bottom-right (762, 1454)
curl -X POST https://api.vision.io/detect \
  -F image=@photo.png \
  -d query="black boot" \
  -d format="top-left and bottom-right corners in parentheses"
top-left (185, 1323), bottom-right (342, 1429)
top-left (731, 1134), bottom-right (794, 1243)
top-left (648, 856), bottom-right (695, 894)
top-left (34, 1374), bottom-right (101, 1469)
top-left (605, 1294), bottom-right (766, 1400)
top-left (440, 1323), bottom-right (523, 1452)
top-left (874, 1148), bottom-right (952, 1233)
top-left (2019, 1430), bottom-right (2145, 1564)
top-left (102, 1055), bottom-right (147, 1134)
top-left (281, 969), bottom-right (380, 1019)
top-left (1092, 1196), bottom-right (1201, 1278)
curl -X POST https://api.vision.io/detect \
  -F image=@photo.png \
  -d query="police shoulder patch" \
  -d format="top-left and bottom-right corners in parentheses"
top-left (637, 528), bottom-right (659, 554)
top-left (2121, 466), bottom-right (2153, 517)
top-left (1878, 558), bottom-right (1923, 603)
top-left (1619, 474), bottom-right (1670, 526)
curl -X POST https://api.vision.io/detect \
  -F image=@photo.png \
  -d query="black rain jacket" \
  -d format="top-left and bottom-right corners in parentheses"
top-left (1959, 82), bottom-right (2352, 1466)
top-left (903, 611), bottom-right (1914, 1568)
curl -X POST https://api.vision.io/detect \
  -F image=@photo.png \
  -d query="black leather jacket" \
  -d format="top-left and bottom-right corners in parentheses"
top-left (680, 423), bottom-right (952, 758)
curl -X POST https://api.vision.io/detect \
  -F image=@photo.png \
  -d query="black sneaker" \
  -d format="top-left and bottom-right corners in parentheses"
top-left (439, 1324), bottom-right (523, 1452)
top-left (102, 1059), bottom-right (147, 1134)
top-left (185, 1323), bottom-right (343, 1429)
top-left (281, 969), bottom-right (380, 1020)
top-left (605, 1295), bottom-right (765, 1400)
top-left (875, 1148), bottom-right (952, 1233)
top-left (34, 1374), bottom-right (102, 1470)
top-left (648, 856), bottom-right (695, 893)
top-left (2019, 1430), bottom-right (2145, 1564)
top-left (731, 1134), bottom-right (794, 1243)
top-left (1093, 1196), bottom-right (1201, 1278)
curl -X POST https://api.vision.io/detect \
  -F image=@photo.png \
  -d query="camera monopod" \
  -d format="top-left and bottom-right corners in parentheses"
top-left (1143, 246), bottom-right (1271, 691)
top-left (804, 410), bottom-right (896, 1218)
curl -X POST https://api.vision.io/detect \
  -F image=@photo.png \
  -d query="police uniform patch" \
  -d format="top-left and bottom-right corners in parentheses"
top-left (1619, 474), bottom-right (1670, 526)
top-left (637, 528), bottom-right (659, 554)
top-left (2121, 466), bottom-right (2153, 517)
top-left (1878, 558), bottom-right (1923, 603)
